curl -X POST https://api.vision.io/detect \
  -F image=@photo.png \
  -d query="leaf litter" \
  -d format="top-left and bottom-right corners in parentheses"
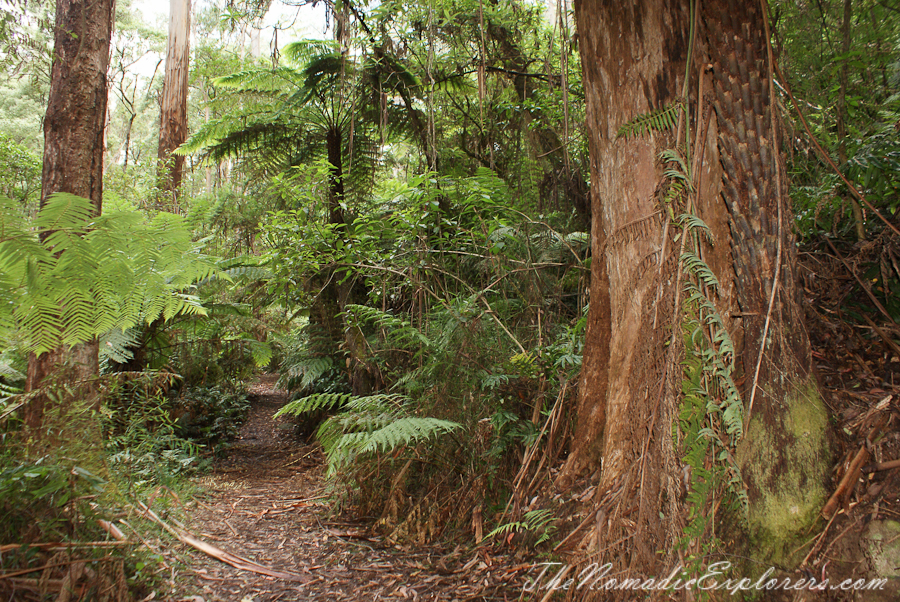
top-left (169, 376), bottom-right (531, 601)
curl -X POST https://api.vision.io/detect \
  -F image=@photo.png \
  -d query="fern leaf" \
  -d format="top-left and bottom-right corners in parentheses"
top-left (275, 392), bottom-right (353, 418)
top-left (617, 98), bottom-right (685, 139)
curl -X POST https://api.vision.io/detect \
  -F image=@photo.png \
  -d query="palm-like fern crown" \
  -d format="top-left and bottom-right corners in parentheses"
top-left (180, 40), bottom-right (423, 203)
top-left (0, 193), bottom-right (219, 355)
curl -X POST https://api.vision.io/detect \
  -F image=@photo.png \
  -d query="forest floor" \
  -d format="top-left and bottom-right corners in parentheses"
top-left (172, 375), bottom-right (530, 602)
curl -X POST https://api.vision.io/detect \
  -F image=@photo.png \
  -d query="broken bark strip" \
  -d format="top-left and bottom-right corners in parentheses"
top-left (822, 412), bottom-right (890, 519)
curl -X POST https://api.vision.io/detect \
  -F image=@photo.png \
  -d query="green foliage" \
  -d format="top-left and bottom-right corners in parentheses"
top-left (0, 132), bottom-right (40, 211)
top-left (617, 98), bottom-right (685, 139)
top-left (0, 193), bottom-right (220, 355)
top-left (678, 222), bottom-right (748, 549)
top-left (486, 508), bottom-right (557, 547)
top-left (105, 401), bottom-right (202, 491)
top-left (172, 385), bottom-right (251, 449)
top-left (276, 392), bottom-right (353, 416)
top-left (278, 392), bottom-right (460, 475)
top-left (0, 454), bottom-right (106, 543)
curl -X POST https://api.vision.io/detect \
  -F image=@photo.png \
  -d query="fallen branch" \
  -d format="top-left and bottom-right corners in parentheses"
top-left (0, 541), bottom-right (132, 553)
top-left (134, 500), bottom-right (309, 582)
top-left (0, 557), bottom-right (112, 581)
top-left (862, 458), bottom-right (900, 473)
top-left (822, 412), bottom-right (890, 519)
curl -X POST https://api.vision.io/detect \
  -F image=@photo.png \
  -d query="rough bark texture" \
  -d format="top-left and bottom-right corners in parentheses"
top-left (566, 0), bottom-right (691, 578)
top-left (25, 0), bottom-right (113, 429)
top-left (564, 0), bottom-right (829, 589)
top-left (157, 0), bottom-right (191, 209)
top-left (704, 0), bottom-right (829, 563)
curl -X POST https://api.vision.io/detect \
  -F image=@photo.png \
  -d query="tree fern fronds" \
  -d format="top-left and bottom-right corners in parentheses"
top-left (32, 193), bottom-right (95, 233)
top-left (99, 328), bottom-right (140, 365)
top-left (275, 392), bottom-right (354, 418)
top-left (0, 194), bottom-right (220, 354)
top-left (357, 417), bottom-right (460, 455)
top-left (281, 40), bottom-right (340, 67)
top-left (617, 98), bottom-right (686, 139)
top-left (213, 66), bottom-right (305, 95)
top-left (241, 339), bottom-right (273, 368)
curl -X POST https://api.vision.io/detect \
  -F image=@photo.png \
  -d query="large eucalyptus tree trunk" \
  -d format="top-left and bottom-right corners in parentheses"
top-left (561, 0), bottom-right (829, 589)
top-left (25, 0), bottom-right (114, 430)
top-left (562, 0), bottom-right (692, 577)
top-left (157, 0), bottom-right (191, 209)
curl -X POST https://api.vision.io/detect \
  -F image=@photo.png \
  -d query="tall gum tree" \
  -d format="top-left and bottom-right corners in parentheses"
top-left (562, 0), bottom-right (829, 585)
top-left (157, 0), bottom-right (191, 209)
top-left (25, 0), bottom-right (114, 430)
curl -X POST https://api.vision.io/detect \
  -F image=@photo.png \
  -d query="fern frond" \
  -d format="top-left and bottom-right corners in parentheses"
top-left (617, 98), bottom-right (685, 139)
top-left (0, 194), bottom-right (219, 354)
top-left (275, 392), bottom-right (353, 418)
top-left (681, 252), bottom-right (720, 291)
top-left (677, 213), bottom-right (715, 245)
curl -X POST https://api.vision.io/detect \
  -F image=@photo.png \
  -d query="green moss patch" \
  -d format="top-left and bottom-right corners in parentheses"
top-left (737, 380), bottom-right (830, 566)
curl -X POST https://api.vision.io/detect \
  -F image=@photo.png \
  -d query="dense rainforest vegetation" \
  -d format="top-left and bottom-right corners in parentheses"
top-left (1, 0), bottom-right (899, 599)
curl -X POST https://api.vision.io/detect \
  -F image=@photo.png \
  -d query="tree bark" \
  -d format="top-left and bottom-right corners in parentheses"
top-left (157, 0), bottom-right (191, 210)
top-left (562, 0), bottom-right (829, 587)
top-left (25, 0), bottom-right (114, 430)
top-left (705, 0), bottom-right (829, 565)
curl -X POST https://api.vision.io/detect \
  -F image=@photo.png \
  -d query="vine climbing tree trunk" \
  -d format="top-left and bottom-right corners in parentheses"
top-left (560, 0), bottom-right (829, 591)
top-left (25, 0), bottom-right (114, 430)
top-left (157, 0), bottom-right (191, 210)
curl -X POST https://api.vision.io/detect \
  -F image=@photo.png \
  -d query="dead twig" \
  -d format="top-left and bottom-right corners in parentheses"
top-left (862, 458), bottom-right (900, 473)
top-left (822, 412), bottom-right (891, 518)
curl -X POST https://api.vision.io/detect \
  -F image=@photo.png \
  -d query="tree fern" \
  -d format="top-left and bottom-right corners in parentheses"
top-left (278, 391), bottom-right (460, 474)
top-left (0, 193), bottom-right (221, 354)
top-left (275, 392), bottom-right (354, 418)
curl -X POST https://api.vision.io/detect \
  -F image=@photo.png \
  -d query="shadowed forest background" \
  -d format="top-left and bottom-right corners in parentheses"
top-left (0, 0), bottom-right (899, 599)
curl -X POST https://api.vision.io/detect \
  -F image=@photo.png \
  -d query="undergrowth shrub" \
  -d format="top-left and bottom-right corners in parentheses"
top-left (0, 453), bottom-right (107, 544)
top-left (171, 384), bottom-right (251, 453)
top-left (104, 390), bottom-right (204, 491)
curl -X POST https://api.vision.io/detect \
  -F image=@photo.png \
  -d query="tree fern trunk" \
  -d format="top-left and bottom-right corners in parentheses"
top-left (705, 0), bottom-right (829, 564)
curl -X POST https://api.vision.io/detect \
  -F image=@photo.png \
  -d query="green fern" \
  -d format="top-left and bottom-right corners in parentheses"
top-left (617, 98), bottom-right (685, 139)
top-left (486, 508), bottom-right (557, 546)
top-left (275, 392), bottom-right (353, 417)
top-left (0, 193), bottom-right (220, 355)
top-left (677, 224), bottom-right (749, 543)
top-left (279, 355), bottom-right (336, 391)
top-left (283, 392), bottom-right (462, 474)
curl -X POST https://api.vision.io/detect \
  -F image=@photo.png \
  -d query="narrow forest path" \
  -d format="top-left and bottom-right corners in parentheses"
top-left (177, 376), bottom-right (529, 602)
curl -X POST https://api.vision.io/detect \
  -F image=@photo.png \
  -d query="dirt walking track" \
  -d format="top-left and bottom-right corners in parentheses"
top-left (176, 375), bottom-right (529, 601)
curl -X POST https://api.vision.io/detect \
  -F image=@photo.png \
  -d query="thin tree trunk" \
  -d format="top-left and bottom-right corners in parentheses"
top-left (836, 0), bottom-right (865, 240)
top-left (25, 0), bottom-right (114, 430)
top-left (157, 0), bottom-right (191, 211)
